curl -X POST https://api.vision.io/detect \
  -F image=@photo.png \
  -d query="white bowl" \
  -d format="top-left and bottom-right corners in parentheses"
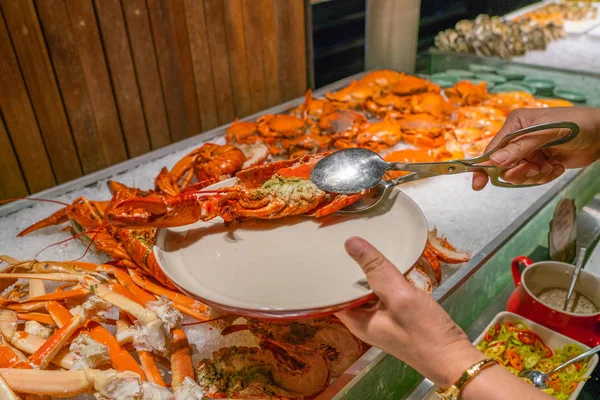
top-left (473, 311), bottom-right (599, 400)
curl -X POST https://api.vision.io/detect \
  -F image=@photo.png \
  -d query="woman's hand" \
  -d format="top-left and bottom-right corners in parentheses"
top-left (472, 106), bottom-right (600, 190)
top-left (335, 237), bottom-right (485, 388)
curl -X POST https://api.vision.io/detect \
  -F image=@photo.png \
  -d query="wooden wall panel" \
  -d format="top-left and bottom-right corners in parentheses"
top-left (36, 0), bottom-right (111, 173)
top-left (95, 0), bottom-right (151, 158)
top-left (224, 0), bottom-right (251, 118)
top-left (0, 0), bottom-right (307, 202)
top-left (0, 8), bottom-right (56, 193)
top-left (203, 0), bottom-right (235, 124)
top-left (122, 0), bottom-right (171, 149)
top-left (1, 0), bottom-right (82, 183)
top-left (184, 0), bottom-right (219, 131)
top-left (0, 115), bottom-right (28, 199)
top-left (242, 0), bottom-right (268, 114)
top-left (65, 0), bottom-right (129, 164)
top-left (260, 0), bottom-right (282, 107)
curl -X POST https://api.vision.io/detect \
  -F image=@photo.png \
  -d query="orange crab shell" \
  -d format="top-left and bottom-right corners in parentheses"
top-left (325, 80), bottom-right (382, 106)
top-left (356, 120), bottom-right (403, 151)
top-left (410, 92), bottom-right (455, 119)
top-left (444, 81), bottom-right (489, 107)
top-left (481, 92), bottom-right (536, 113)
top-left (318, 110), bottom-right (368, 137)
top-left (359, 70), bottom-right (403, 89)
top-left (225, 120), bottom-right (259, 144)
top-left (257, 114), bottom-right (306, 139)
top-left (390, 75), bottom-right (440, 96)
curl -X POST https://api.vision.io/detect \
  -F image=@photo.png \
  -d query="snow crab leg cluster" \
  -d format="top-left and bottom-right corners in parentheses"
top-left (0, 256), bottom-right (210, 398)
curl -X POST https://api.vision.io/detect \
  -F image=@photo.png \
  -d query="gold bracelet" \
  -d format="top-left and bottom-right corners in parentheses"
top-left (435, 358), bottom-right (498, 400)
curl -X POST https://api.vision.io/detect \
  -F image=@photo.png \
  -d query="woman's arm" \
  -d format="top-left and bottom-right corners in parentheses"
top-left (335, 237), bottom-right (552, 399)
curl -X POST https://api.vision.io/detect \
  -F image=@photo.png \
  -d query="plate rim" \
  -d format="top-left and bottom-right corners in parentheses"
top-left (154, 178), bottom-right (428, 318)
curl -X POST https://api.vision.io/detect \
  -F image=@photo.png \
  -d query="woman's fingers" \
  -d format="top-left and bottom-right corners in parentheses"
top-left (344, 237), bottom-right (409, 304)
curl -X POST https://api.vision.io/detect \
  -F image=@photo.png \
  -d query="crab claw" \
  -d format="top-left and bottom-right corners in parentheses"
top-left (107, 194), bottom-right (216, 228)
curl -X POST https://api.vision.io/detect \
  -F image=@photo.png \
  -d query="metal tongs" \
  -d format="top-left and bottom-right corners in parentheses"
top-left (310, 121), bottom-right (579, 213)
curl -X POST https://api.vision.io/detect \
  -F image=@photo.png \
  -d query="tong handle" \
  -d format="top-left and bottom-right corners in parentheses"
top-left (468, 121), bottom-right (579, 165)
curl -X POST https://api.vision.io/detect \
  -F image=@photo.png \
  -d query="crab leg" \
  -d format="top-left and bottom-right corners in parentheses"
top-left (28, 311), bottom-right (84, 368)
top-left (0, 273), bottom-right (82, 282)
top-left (0, 368), bottom-right (115, 397)
top-left (46, 301), bottom-right (147, 379)
top-left (16, 313), bottom-right (56, 326)
top-left (87, 322), bottom-right (147, 379)
top-left (117, 311), bottom-right (165, 387)
top-left (0, 334), bottom-right (28, 368)
top-left (127, 269), bottom-right (210, 315)
top-left (171, 329), bottom-right (195, 391)
top-left (80, 279), bottom-right (156, 325)
top-left (0, 374), bottom-right (18, 400)
top-left (0, 310), bottom-right (75, 369)
top-left (6, 301), bottom-right (47, 312)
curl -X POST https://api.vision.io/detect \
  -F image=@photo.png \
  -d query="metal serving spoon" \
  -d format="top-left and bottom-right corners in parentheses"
top-left (563, 247), bottom-right (586, 311)
top-left (519, 344), bottom-right (600, 388)
top-left (310, 122), bottom-right (579, 212)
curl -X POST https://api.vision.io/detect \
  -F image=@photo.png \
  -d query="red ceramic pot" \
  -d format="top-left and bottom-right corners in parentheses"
top-left (506, 256), bottom-right (600, 347)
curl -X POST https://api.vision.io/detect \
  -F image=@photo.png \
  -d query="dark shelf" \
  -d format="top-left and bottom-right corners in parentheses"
top-left (313, 11), bottom-right (365, 32)
top-left (314, 38), bottom-right (365, 60)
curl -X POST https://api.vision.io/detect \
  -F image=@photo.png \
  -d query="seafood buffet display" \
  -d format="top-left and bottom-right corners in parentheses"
top-left (0, 69), bottom-right (574, 398)
top-left (435, 2), bottom-right (598, 59)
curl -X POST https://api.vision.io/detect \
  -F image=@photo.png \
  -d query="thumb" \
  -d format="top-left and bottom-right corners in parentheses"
top-left (345, 237), bottom-right (410, 304)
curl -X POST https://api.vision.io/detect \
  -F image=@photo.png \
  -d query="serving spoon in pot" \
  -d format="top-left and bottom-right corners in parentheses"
top-left (310, 121), bottom-right (579, 213)
top-left (519, 344), bottom-right (600, 389)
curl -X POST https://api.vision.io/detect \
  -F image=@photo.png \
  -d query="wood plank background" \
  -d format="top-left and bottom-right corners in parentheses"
top-left (0, 0), bottom-right (308, 201)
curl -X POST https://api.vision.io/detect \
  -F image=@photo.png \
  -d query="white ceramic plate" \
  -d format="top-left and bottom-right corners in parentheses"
top-left (154, 178), bottom-right (428, 318)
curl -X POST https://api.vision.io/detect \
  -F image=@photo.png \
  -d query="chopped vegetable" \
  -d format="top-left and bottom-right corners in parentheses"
top-left (478, 321), bottom-right (590, 399)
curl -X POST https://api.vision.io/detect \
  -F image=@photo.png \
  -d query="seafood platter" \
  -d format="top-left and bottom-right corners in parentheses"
top-left (0, 69), bottom-right (585, 399)
top-left (435, 1), bottom-right (600, 59)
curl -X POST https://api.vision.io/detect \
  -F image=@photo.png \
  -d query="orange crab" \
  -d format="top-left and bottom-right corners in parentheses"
top-left (325, 80), bottom-right (381, 108)
top-left (445, 81), bottom-right (489, 107)
top-left (281, 133), bottom-right (332, 158)
top-left (359, 69), bottom-right (403, 90)
top-left (410, 92), bottom-right (455, 119)
top-left (364, 93), bottom-right (413, 118)
top-left (155, 143), bottom-right (248, 195)
top-left (482, 91), bottom-right (536, 113)
top-left (225, 120), bottom-right (260, 144)
top-left (289, 90), bottom-right (339, 126)
top-left (389, 75), bottom-right (440, 96)
top-left (397, 114), bottom-right (448, 149)
top-left (318, 109), bottom-right (368, 140)
top-left (355, 119), bottom-right (403, 152)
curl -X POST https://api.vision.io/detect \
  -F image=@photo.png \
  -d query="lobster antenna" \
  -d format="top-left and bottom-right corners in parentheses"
top-left (0, 197), bottom-right (69, 206)
top-left (71, 222), bottom-right (110, 262)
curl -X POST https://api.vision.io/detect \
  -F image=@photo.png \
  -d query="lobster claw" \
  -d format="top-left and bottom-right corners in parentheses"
top-left (107, 194), bottom-right (214, 229)
top-left (107, 197), bottom-right (170, 227)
